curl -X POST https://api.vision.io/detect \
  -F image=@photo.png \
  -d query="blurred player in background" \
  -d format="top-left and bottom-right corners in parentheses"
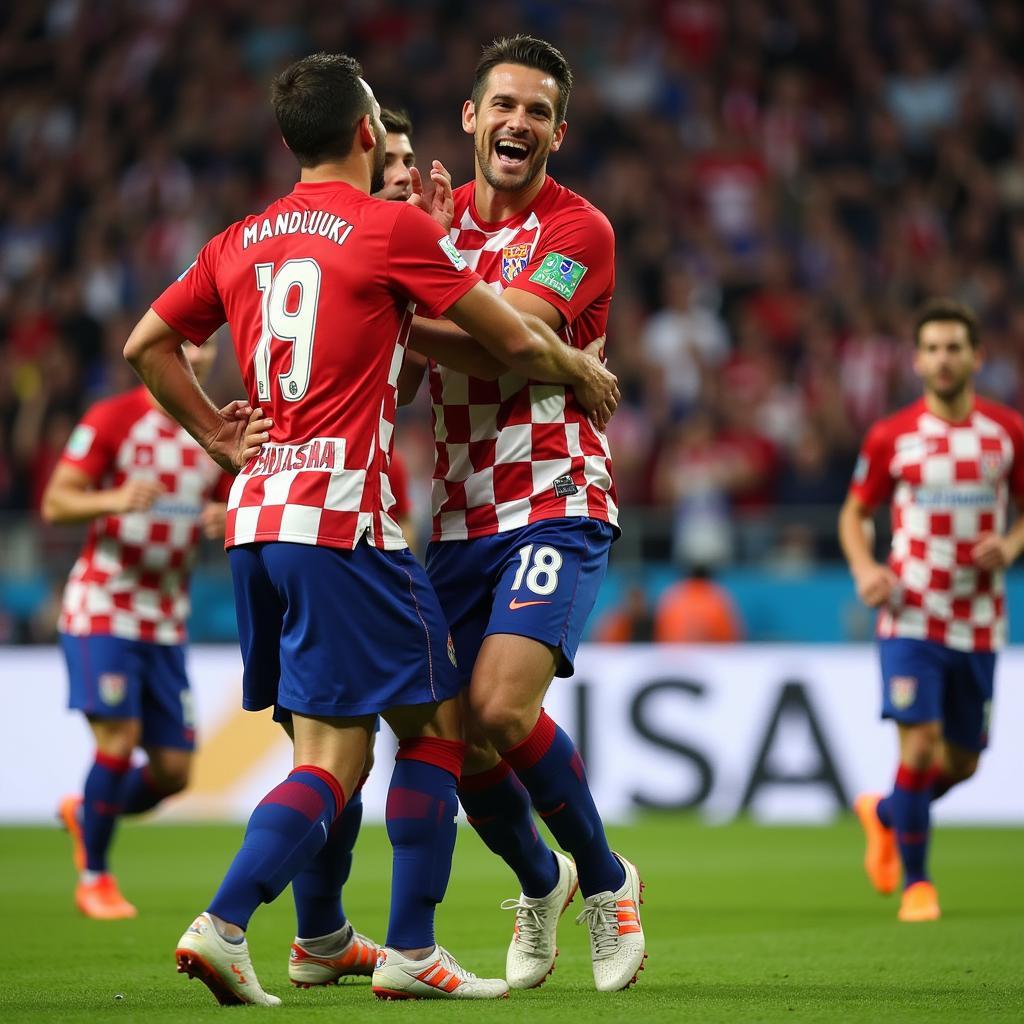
top-left (124, 52), bottom-right (616, 1005)
top-left (840, 299), bottom-right (1024, 922)
top-left (42, 339), bottom-right (257, 920)
top-left (402, 35), bottom-right (645, 992)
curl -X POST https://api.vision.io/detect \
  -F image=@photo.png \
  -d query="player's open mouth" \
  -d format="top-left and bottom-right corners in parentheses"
top-left (494, 138), bottom-right (531, 169)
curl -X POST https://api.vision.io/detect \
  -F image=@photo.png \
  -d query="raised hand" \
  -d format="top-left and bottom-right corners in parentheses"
top-left (408, 161), bottom-right (455, 233)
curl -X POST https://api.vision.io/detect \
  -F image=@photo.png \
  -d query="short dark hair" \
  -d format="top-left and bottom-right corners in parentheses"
top-left (913, 298), bottom-right (980, 348)
top-left (381, 108), bottom-right (412, 137)
top-left (271, 53), bottom-right (370, 167)
top-left (472, 35), bottom-right (573, 123)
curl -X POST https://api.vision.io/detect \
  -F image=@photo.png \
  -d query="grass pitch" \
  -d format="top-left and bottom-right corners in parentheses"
top-left (1, 816), bottom-right (1021, 1023)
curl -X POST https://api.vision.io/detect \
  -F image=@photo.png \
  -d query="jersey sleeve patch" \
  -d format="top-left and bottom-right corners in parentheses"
top-left (529, 253), bottom-right (588, 300)
top-left (66, 424), bottom-right (96, 460)
top-left (438, 236), bottom-right (468, 271)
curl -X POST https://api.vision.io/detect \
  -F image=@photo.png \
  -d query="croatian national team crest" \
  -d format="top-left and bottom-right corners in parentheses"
top-left (889, 675), bottom-right (917, 710)
top-left (980, 452), bottom-right (1004, 483)
top-left (99, 672), bottom-right (127, 706)
top-left (501, 243), bottom-right (532, 284)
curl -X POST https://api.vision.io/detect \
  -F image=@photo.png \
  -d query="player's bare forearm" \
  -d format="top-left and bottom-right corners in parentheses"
top-left (124, 310), bottom-right (224, 446)
top-left (839, 495), bottom-right (874, 573)
top-left (42, 482), bottom-right (121, 524)
top-left (408, 317), bottom-right (505, 380)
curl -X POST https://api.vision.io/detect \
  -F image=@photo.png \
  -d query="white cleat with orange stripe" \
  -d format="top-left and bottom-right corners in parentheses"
top-left (576, 853), bottom-right (647, 992)
top-left (371, 945), bottom-right (509, 1000)
top-left (288, 926), bottom-right (379, 986)
top-left (175, 913), bottom-right (282, 1006)
top-left (502, 850), bottom-right (579, 988)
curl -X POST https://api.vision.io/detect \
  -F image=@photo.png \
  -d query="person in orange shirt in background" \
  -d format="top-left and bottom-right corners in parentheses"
top-left (594, 584), bottom-right (656, 643)
top-left (654, 565), bottom-right (743, 643)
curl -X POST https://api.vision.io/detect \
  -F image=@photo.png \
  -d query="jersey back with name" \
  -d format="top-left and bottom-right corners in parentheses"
top-left (58, 388), bottom-right (228, 644)
top-left (152, 180), bottom-right (478, 551)
top-left (429, 176), bottom-right (619, 542)
top-left (850, 396), bottom-right (1024, 651)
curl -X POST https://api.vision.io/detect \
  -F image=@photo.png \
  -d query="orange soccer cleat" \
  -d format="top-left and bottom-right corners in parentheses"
top-left (75, 874), bottom-right (138, 920)
top-left (854, 793), bottom-right (899, 895)
top-left (898, 881), bottom-right (940, 922)
top-left (58, 795), bottom-right (86, 874)
top-left (289, 927), bottom-right (380, 986)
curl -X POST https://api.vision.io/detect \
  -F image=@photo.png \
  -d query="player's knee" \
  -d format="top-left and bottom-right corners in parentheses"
top-left (91, 719), bottom-right (141, 759)
top-left (146, 751), bottom-right (192, 794)
top-left (471, 695), bottom-right (532, 750)
top-left (950, 754), bottom-right (979, 782)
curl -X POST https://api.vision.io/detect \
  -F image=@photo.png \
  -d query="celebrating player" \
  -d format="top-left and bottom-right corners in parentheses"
top-left (123, 52), bottom-right (617, 1005)
top-left (43, 339), bottom-right (259, 920)
top-left (280, 106), bottom-right (427, 991)
top-left (840, 298), bottom-right (1024, 922)
top-left (399, 36), bottom-right (645, 992)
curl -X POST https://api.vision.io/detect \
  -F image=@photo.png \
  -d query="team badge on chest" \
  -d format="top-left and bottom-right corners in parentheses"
top-left (501, 243), bottom-right (532, 284)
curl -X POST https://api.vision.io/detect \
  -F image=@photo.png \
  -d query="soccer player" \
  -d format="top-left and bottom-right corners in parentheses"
top-left (401, 36), bottom-right (646, 992)
top-left (122, 52), bottom-right (617, 1005)
top-left (840, 298), bottom-right (1024, 922)
top-left (375, 108), bottom-right (416, 202)
top-left (282, 107), bottom-right (427, 990)
top-left (42, 339), bottom-right (261, 920)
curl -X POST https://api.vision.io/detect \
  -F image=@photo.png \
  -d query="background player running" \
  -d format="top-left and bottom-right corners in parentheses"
top-left (840, 298), bottom-right (1024, 922)
top-left (124, 52), bottom-right (617, 1005)
top-left (43, 339), bottom-right (264, 920)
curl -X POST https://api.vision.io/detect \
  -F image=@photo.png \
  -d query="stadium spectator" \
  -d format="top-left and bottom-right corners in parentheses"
top-left (653, 565), bottom-right (743, 643)
top-left (842, 299), bottom-right (1024, 923)
top-left (593, 584), bottom-right (657, 644)
top-left (42, 339), bottom-right (247, 920)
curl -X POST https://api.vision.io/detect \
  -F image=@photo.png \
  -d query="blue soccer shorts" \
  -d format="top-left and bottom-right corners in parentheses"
top-left (879, 637), bottom-right (995, 752)
top-left (425, 518), bottom-right (614, 684)
top-left (59, 632), bottom-right (196, 750)
top-left (229, 539), bottom-right (460, 719)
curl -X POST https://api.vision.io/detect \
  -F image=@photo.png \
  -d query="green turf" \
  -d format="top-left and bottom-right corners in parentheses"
top-left (1, 816), bottom-right (1022, 1022)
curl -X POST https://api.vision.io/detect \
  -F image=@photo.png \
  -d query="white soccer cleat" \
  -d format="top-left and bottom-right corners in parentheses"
top-left (576, 853), bottom-right (647, 992)
top-left (371, 944), bottom-right (509, 1000)
top-left (175, 912), bottom-right (282, 1007)
top-left (502, 850), bottom-right (579, 988)
top-left (289, 926), bottom-right (379, 986)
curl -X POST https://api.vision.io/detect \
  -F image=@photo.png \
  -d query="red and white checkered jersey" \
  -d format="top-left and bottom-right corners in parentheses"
top-left (850, 396), bottom-right (1024, 651)
top-left (58, 388), bottom-right (231, 644)
top-left (428, 176), bottom-right (618, 541)
top-left (152, 180), bottom-right (479, 551)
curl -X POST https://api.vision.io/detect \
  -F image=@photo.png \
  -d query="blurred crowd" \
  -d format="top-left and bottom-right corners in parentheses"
top-left (2, 0), bottom-right (1023, 567)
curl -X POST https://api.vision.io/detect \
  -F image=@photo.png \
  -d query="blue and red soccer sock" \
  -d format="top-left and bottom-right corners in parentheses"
top-left (501, 709), bottom-right (625, 898)
top-left (384, 737), bottom-right (464, 951)
top-left (82, 752), bottom-right (132, 873)
top-left (458, 760), bottom-right (559, 898)
top-left (291, 774), bottom-right (367, 938)
top-left (876, 764), bottom-right (939, 887)
top-left (207, 765), bottom-right (344, 931)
